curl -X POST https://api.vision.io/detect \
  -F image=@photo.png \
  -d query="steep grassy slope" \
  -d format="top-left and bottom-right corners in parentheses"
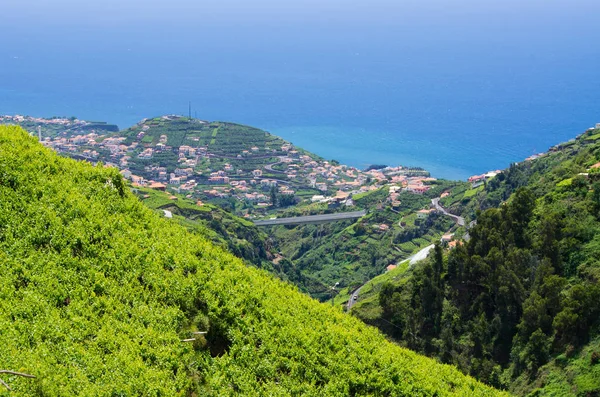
top-left (133, 187), bottom-right (317, 292)
top-left (134, 187), bottom-right (273, 267)
top-left (441, 127), bottom-right (600, 222)
top-left (0, 126), bottom-right (505, 396)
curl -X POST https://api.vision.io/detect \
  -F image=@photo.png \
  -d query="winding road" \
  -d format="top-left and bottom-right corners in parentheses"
top-left (409, 244), bottom-right (435, 265)
top-left (264, 158), bottom-right (286, 174)
top-left (346, 244), bottom-right (436, 311)
top-left (431, 198), bottom-right (465, 226)
top-left (347, 195), bottom-right (467, 310)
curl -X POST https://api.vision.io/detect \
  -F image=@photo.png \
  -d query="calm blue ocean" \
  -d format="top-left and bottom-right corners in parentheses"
top-left (1, 0), bottom-right (599, 179)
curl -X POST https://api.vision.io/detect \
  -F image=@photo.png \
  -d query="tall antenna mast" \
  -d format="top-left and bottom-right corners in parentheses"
top-left (37, 125), bottom-right (42, 141)
top-left (189, 102), bottom-right (192, 119)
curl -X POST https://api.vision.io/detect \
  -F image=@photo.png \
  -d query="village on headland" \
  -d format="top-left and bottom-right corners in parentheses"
top-left (1, 114), bottom-right (479, 217)
top-left (9, 114), bottom-right (587, 213)
top-left (4, 116), bottom-right (598, 212)
top-left (10, 113), bottom-right (587, 222)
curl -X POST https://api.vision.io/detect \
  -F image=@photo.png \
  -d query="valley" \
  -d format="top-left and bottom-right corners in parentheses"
top-left (3, 114), bottom-right (600, 396)
top-left (0, 124), bottom-right (505, 396)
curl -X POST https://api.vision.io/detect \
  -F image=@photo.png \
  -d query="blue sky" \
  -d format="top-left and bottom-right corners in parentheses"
top-left (4, 0), bottom-right (600, 25)
top-left (4, 0), bottom-right (600, 61)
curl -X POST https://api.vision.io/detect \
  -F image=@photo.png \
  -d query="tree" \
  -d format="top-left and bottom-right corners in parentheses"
top-left (520, 329), bottom-right (550, 373)
top-left (507, 187), bottom-right (535, 248)
top-left (447, 244), bottom-right (468, 287)
top-left (433, 243), bottom-right (443, 289)
top-left (270, 185), bottom-right (278, 207)
top-left (592, 182), bottom-right (600, 217)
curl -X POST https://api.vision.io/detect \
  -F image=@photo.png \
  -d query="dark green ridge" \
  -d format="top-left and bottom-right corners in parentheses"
top-left (353, 127), bottom-right (600, 396)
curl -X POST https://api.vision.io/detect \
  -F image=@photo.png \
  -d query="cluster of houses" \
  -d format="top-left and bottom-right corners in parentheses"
top-left (467, 170), bottom-right (502, 188)
top-left (13, 116), bottom-right (446, 213)
top-left (45, 126), bottom-right (441, 211)
top-left (440, 233), bottom-right (463, 249)
top-left (0, 115), bottom-right (84, 126)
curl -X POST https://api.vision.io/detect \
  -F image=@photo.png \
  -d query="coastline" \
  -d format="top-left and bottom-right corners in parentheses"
top-left (1, 112), bottom-right (594, 182)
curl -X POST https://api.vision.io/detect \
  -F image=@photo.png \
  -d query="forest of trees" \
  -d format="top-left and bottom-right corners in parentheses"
top-left (377, 131), bottom-right (600, 395)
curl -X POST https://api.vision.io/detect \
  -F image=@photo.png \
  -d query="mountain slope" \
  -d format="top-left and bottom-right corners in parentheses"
top-left (351, 126), bottom-right (600, 395)
top-left (0, 126), bottom-right (504, 395)
top-left (132, 187), bottom-right (318, 291)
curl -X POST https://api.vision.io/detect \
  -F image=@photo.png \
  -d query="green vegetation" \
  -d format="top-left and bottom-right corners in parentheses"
top-left (137, 189), bottom-right (264, 257)
top-left (585, 132), bottom-right (600, 141)
top-left (510, 336), bottom-right (600, 396)
top-left (364, 164), bottom-right (388, 171)
top-left (463, 185), bottom-right (484, 198)
top-left (352, 187), bottom-right (388, 206)
top-left (443, 128), bottom-right (600, 223)
top-left (0, 126), bottom-right (505, 395)
top-left (265, 185), bottom-right (456, 301)
top-left (120, 117), bottom-right (306, 159)
top-left (352, 260), bottom-right (412, 321)
top-left (116, 116), bottom-right (323, 206)
top-left (134, 187), bottom-right (312, 290)
top-left (361, 128), bottom-right (600, 395)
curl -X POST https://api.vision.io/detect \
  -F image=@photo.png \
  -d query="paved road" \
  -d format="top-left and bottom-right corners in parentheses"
top-left (347, 287), bottom-right (362, 310)
top-left (254, 210), bottom-right (366, 226)
top-left (409, 244), bottom-right (435, 265)
top-left (346, 199), bottom-right (466, 310)
top-left (431, 198), bottom-right (465, 226)
top-left (264, 158), bottom-right (286, 174)
top-left (257, 176), bottom-right (295, 185)
top-left (347, 243), bottom-right (436, 311)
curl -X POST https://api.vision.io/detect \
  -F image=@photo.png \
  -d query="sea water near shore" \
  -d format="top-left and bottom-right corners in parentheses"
top-left (1, 0), bottom-right (599, 180)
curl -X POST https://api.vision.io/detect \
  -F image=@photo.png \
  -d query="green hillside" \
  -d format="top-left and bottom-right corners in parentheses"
top-left (132, 187), bottom-right (319, 292)
top-left (119, 116), bottom-right (318, 179)
top-left (351, 127), bottom-right (600, 395)
top-left (266, 182), bottom-right (457, 302)
top-left (0, 126), bottom-right (504, 395)
top-left (120, 116), bottom-right (288, 154)
top-left (133, 187), bottom-right (272, 266)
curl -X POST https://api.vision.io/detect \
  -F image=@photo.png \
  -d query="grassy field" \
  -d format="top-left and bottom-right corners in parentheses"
top-left (463, 185), bottom-right (485, 198)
